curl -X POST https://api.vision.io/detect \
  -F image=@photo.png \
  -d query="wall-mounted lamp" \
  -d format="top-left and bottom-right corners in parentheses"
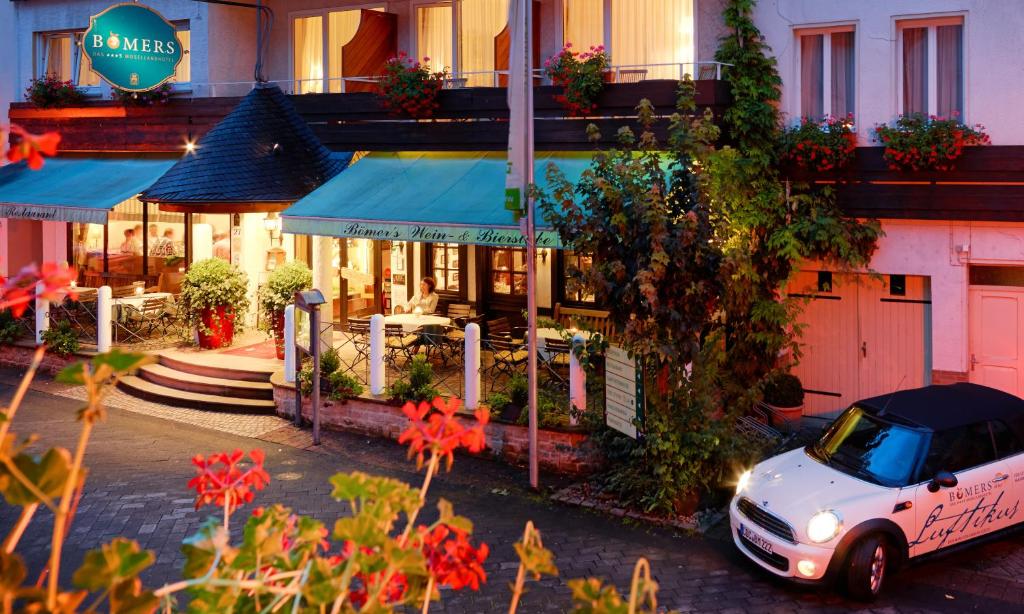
top-left (264, 211), bottom-right (283, 246)
top-left (537, 248), bottom-right (550, 264)
top-left (184, 140), bottom-right (196, 154)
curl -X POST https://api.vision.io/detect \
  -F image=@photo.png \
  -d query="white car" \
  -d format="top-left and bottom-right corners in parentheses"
top-left (730, 383), bottom-right (1024, 600)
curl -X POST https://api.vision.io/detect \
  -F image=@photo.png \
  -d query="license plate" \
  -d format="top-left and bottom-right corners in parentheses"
top-left (740, 523), bottom-right (774, 555)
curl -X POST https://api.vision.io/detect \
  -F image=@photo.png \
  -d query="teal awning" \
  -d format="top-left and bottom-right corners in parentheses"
top-left (282, 151), bottom-right (597, 248)
top-left (0, 158), bottom-right (176, 224)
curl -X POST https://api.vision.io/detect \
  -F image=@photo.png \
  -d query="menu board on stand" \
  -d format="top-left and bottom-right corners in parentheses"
top-left (605, 344), bottom-right (644, 439)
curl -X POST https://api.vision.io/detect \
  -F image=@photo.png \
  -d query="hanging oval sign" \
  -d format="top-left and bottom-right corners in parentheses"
top-left (82, 3), bottom-right (183, 92)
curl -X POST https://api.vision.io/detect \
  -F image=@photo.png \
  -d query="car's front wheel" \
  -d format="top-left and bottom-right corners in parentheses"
top-left (844, 534), bottom-right (889, 601)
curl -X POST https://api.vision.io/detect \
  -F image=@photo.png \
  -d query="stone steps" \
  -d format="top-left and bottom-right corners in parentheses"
top-left (116, 352), bottom-right (278, 414)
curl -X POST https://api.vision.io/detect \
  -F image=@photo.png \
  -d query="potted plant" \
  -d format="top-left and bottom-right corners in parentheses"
top-left (544, 44), bottom-right (610, 117)
top-left (257, 261), bottom-right (312, 359)
top-left (25, 76), bottom-right (86, 108)
top-left (180, 258), bottom-right (249, 349)
top-left (111, 82), bottom-right (173, 107)
top-left (763, 372), bottom-right (805, 426)
top-left (378, 52), bottom-right (446, 119)
top-left (781, 115), bottom-right (858, 173)
top-left (874, 113), bottom-right (990, 172)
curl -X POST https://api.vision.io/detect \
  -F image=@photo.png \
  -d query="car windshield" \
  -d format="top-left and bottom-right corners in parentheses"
top-left (807, 406), bottom-right (926, 487)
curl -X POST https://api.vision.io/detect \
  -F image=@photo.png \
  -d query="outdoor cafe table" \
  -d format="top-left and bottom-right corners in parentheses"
top-left (111, 292), bottom-right (173, 321)
top-left (383, 313), bottom-right (451, 333)
top-left (536, 327), bottom-right (592, 358)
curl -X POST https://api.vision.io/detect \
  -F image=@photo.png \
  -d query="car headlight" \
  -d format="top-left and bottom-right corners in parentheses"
top-left (806, 510), bottom-right (841, 543)
top-left (735, 470), bottom-right (752, 495)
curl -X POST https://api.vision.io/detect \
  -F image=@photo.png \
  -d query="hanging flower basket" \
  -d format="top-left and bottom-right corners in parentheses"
top-left (378, 52), bottom-right (446, 119)
top-left (874, 113), bottom-right (990, 172)
top-left (25, 76), bottom-right (86, 109)
top-left (544, 44), bottom-right (610, 117)
top-left (781, 115), bottom-right (857, 173)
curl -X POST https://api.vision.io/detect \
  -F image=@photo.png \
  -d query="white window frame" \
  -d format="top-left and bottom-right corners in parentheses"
top-left (410, 0), bottom-right (459, 76)
top-left (556, 0), bottom-right (698, 75)
top-left (794, 24), bottom-right (856, 122)
top-left (895, 15), bottom-right (967, 119)
top-left (35, 30), bottom-right (101, 95)
top-left (289, 3), bottom-right (387, 93)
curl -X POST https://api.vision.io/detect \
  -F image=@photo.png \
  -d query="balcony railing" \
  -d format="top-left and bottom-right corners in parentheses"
top-left (177, 61), bottom-right (731, 98)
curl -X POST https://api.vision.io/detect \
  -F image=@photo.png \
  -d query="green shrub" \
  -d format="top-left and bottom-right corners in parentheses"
top-left (320, 347), bottom-right (341, 376)
top-left (327, 371), bottom-right (364, 402)
top-left (180, 258), bottom-right (250, 337)
top-left (514, 391), bottom-right (565, 429)
top-left (508, 373), bottom-right (528, 407)
top-left (41, 320), bottom-right (79, 357)
top-left (0, 310), bottom-right (22, 345)
top-left (297, 365), bottom-right (314, 396)
top-left (388, 355), bottom-right (440, 403)
top-left (256, 261), bottom-right (312, 333)
top-left (763, 373), bottom-right (804, 408)
top-left (486, 392), bottom-right (511, 410)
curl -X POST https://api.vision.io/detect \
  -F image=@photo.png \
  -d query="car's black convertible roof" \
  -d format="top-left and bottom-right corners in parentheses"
top-left (859, 383), bottom-right (1024, 433)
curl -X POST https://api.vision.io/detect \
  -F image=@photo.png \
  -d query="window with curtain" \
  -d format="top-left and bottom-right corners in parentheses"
top-left (172, 29), bottom-right (191, 84)
top-left (900, 19), bottom-right (963, 118)
top-left (490, 248), bottom-right (527, 296)
top-left (39, 32), bottom-right (101, 87)
top-left (561, 251), bottom-right (595, 304)
top-left (417, 3), bottom-right (453, 74)
top-left (293, 15), bottom-right (324, 94)
top-left (459, 0), bottom-right (508, 86)
top-left (429, 243), bottom-right (465, 295)
top-left (562, 0), bottom-right (604, 51)
top-left (798, 28), bottom-right (855, 121)
top-left (562, 0), bottom-right (694, 80)
top-left (293, 8), bottom-right (384, 94)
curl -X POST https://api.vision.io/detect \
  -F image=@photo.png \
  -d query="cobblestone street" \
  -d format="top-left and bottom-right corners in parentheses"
top-left (2, 370), bottom-right (1024, 613)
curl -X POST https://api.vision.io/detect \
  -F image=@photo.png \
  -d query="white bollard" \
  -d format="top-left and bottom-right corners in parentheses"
top-left (283, 304), bottom-right (296, 383)
top-left (97, 286), bottom-right (112, 352)
top-left (569, 333), bottom-right (586, 425)
top-left (370, 313), bottom-right (385, 395)
top-left (34, 288), bottom-right (49, 346)
top-left (464, 323), bottom-right (481, 409)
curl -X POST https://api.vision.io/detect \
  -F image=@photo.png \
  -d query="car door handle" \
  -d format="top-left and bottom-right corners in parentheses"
top-left (994, 473), bottom-right (1009, 482)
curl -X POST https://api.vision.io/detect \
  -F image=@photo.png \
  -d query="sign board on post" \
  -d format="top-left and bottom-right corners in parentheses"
top-left (605, 344), bottom-right (644, 438)
top-left (82, 3), bottom-right (184, 92)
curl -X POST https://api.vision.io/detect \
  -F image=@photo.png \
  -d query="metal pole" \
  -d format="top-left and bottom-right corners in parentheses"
top-left (311, 306), bottom-right (321, 445)
top-left (523, 0), bottom-right (539, 490)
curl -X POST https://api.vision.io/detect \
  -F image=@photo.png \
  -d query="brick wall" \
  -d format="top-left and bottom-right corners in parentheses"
top-left (932, 370), bottom-right (969, 385)
top-left (0, 343), bottom-right (82, 375)
top-left (273, 384), bottom-right (604, 477)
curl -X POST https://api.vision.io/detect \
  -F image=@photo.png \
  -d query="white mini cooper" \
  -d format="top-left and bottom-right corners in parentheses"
top-left (730, 383), bottom-right (1024, 600)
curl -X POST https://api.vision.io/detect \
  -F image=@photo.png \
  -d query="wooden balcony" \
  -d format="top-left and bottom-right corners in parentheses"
top-left (784, 146), bottom-right (1024, 222)
top-left (7, 79), bottom-right (731, 154)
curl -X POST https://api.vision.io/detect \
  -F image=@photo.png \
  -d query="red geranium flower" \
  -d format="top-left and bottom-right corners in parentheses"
top-left (398, 397), bottom-right (488, 470)
top-left (188, 449), bottom-right (270, 514)
top-left (6, 125), bottom-right (60, 170)
top-left (419, 523), bottom-right (489, 591)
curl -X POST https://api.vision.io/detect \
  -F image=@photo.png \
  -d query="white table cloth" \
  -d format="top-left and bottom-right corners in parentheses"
top-left (112, 292), bottom-right (173, 310)
top-left (384, 314), bottom-right (451, 333)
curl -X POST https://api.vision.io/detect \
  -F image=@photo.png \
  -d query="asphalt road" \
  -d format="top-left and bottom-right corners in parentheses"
top-left (1, 378), bottom-right (1023, 612)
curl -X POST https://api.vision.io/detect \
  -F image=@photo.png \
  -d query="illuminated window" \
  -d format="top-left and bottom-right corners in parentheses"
top-left (562, 251), bottom-right (595, 303)
top-left (563, 0), bottom-right (695, 80)
top-left (430, 243), bottom-right (464, 294)
top-left (292, 7), bottom-right (385, 94)
top-left (490, 248), bottom-right (527, 296)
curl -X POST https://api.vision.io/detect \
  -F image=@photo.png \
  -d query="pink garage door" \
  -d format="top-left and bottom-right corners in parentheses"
top-left (790, 272), bottom-right (931, 417)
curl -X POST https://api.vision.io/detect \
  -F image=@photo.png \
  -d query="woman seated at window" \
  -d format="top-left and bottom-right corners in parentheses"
top-left (396, 277), bottom-right (439, 314)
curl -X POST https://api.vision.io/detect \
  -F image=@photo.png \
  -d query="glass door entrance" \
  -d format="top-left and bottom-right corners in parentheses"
top-left (333, 238), bottom-right (381, 321)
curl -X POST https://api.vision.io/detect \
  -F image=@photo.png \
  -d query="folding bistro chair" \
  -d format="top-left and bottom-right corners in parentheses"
top-left (384, 323), bottom-right (420, 368)
top-left (484, 335), bottom-right (528, 393)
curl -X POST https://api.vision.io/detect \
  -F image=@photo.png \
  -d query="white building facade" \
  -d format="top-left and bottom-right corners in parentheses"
top-left (755, 0), bottom-right (1024, 413)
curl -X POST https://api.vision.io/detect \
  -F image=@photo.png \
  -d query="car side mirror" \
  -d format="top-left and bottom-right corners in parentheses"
top-left (927, 470), bottom-right (958, 493)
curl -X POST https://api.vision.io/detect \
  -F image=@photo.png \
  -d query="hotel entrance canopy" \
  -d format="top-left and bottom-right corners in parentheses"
top-left (282, 151), bottom-right (597, 248)
top-left (0, 158), bottom-right (175, 223)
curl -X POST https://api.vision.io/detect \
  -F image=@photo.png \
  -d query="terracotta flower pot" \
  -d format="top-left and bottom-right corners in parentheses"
top-left (271, 310), bottom-right (286, 360)
top-left (767, 403), bottom-right (803, 428)
top-left (197, 305), bottom-right (235, 349)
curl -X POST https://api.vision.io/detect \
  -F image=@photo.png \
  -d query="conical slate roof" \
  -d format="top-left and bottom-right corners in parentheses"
top-left (141, 84), bottom-right (346, 204)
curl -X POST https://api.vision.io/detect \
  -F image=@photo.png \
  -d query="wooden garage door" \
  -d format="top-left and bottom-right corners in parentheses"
top-left (791, 272), bottom-right (931, 417)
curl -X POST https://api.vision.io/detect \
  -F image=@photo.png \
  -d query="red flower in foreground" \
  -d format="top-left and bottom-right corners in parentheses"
top-left (6, 125), bottom-right (60, 170)
top-left (0, 262), bottom-right (77, 317)
top-left (188, 449), bottom-right (270, 514)
top-left (419, 524), bottom-right (489, 591)
top-left (398, 397), bottom-right (488, 470)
